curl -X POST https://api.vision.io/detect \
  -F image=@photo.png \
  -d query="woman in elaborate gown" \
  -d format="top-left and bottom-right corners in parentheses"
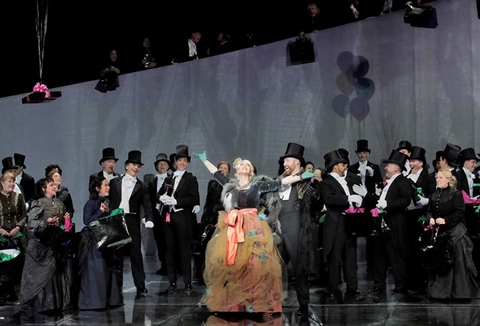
top-left (193, 152), bottom-right (314, 313)
top-left (426, 169), bottom-right (480, 300)
top-left (19, 178), bottom-right (70, 315)
top-left (76, 176), bottom-right (123, 310)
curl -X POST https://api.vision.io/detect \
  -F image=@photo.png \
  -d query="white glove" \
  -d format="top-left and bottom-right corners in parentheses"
top-left (377, 199), bottom-right (387, 210)
top-left (160, 195), bottom-right (177, 206)
top-left (348, 194), bottom-right (363, 207)
top-left (366, 166), bottom-right (374, 177)
top-left (192, 205), bottom-right (200, 214)
top-left (142, 218), bottom-right (146, 224)
top-left (352, 184), bottom-right (368, 197)
top-left (407, 200), bottom-right (417, 211)
top-left (145, 221), bottom-right (154, 228)
top-left (375, 184), bottom-right (382, 197)
top-left (416, 197), bottom-right (429, 207)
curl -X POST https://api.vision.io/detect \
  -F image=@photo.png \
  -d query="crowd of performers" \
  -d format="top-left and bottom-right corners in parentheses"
top-left (1, 140), bottom-right (479, 319)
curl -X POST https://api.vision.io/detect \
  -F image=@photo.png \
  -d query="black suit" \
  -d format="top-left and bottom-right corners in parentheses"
top-left (18, 172), bottom-right (35, 203)
top-left (319, 173), bottom-right (361, 292)
top-left (109, 175), bottom-right (153, 290)
top-left (146, 174), bottom-right (170, 269)
top-left (372, 174), bottom-right (413, 290)
top-left (157, 171), bottom-right (199, 285)
top-left (456, 168), bottom-right (479, 237)
top-left (349, 161), bottom-right (383, 195)
top-left (405, 168), bottom-right (434, 289)
top-left (89, 170), bottom-right (120, 187)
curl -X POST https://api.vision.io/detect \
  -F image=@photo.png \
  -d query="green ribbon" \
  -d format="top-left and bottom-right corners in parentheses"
top-left (412, 185), bottom-right (425, 201)
top-left (318, 213), bottom-right (326, 224)
top-left (98, 208), bottom-right (124, 221)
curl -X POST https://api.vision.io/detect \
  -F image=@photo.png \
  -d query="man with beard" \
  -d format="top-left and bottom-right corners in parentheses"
top-left (369, 150), bottom-right (413, 294)
top-left (319, 150), bottom-right (363, 298)
top-left (277, 142), bottom-right (318, 316)
top-left (90, 147), bottom-right (121, 186)
top-left (109, 150), bottom-right (154, 298)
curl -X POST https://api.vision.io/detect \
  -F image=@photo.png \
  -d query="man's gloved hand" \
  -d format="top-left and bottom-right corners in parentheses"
top-left (301, 171), bottom-right (318, 179)
top-left (348, 194), bottom-right (363, 206)
top-left (145, 221), bottom-right (154, 228)
top-left (192, 205), bottom-right (200, 214)
top-left (352, 184), bottom-right (368, 197)
top-left (160, 195), bottom-right (177, 206)
top-left (377, 199), bottom-right (387, 210)
top-left (416, 197), bottom-right (429, 207)
top-left (366, 166), bottom-right (374, 177)
top-left (192, 151), bottom-right (208, 162)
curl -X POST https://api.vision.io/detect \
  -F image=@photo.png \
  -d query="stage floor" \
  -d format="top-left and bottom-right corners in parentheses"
top-left (1, 240), bottom-right (479, 325)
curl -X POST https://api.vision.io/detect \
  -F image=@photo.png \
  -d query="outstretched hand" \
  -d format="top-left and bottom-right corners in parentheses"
top-left (301, 171), bottom-right (318, 180)
top-left (192, 150), bottom-right (207, 162)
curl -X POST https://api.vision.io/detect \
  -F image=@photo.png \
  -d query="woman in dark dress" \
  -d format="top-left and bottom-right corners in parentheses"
top-left (426, 169), bottom-right (480, 300)
top-left (193, 152), bottom-right (315, 313)
top-left (19, 178), bottom-right (70, 315)
top-left (76, 176), bottom-right (123, 310)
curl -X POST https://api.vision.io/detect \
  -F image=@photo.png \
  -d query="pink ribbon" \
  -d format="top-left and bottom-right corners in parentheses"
top-left (345, 207), bottom-right (365, 214)
top-left (461, 190), bottom-right (480, 204)
top-left (370, 207), bottom-right (380, 217)
top-left (166, 212), bottom-right (171, 223)
top-left (32, 82), bottom-right (50, 98)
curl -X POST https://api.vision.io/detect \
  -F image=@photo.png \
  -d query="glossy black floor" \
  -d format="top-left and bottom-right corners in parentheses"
top-left (1, 238), bottom-right (479, 326)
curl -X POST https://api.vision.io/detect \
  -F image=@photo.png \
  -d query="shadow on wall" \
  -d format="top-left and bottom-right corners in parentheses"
top-left (332, 51), bottom-right (375, 121)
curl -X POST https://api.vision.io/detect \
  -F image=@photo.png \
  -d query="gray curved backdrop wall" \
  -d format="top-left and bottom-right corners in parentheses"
top-left (0, 0), bottom-right (478, 221)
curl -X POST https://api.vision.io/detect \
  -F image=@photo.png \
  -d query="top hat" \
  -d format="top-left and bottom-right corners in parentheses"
top-left (458, 148), bottom-right (480, 166)
top-left (2, 157), bottom-right (19, 174)
top-left (13, 153), bottom-right (26, 169)
top-left (337, 148), bottom-right (350, 166)
top-left (154, 153), bottom-right (170, 169)
top-left (442, 143), bottom-right (461, 167)
top-left (324, 150), bottom-right (348, 170)
top-left (396, 140), bottom-right (413, 152)
top-left (355, 139), bottom-right (370, 153)
top-left (383, 150), bottom-right (408, 171)
top-left (99, 147), bottom-right (119, 165)
top-left (279, 142), bottom-right (306, 167)
top-left (125, 150), bottom-right (144, 166)
top-left (175, 145), bottom-right (191, 162)
top-left (409, 146), bottom-right (426, 165)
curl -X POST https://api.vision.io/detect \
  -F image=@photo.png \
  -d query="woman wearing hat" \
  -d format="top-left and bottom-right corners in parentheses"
top-left (0, 171), bottom-right (27, 303)
top-left (425, 169), bottom-right (480, 299)
top-left (193, 151), bottom-right (315, 313)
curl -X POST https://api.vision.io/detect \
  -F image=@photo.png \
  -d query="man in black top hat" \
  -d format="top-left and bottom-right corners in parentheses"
top-left (319, 150), bottom-right (363, 297)
top-left (109, 150), bottom-right (154, 298)
top-left (404, 146), bottom-right (434, 290)
top-left (146, 153), bottom-right (172, 275)
top-left (349, 139), bottom-right (383, 195)
top-left (158, 145), bottom-right (200, 296)
top-left (439, 143), bottom-right (461, 180)
top-left (369, 150), bottom-right (413, 294)
top-left (277, 142), bottom-right (318, 315)
top-left (89, 147), bottom-right (120, 186)
top-left (397, 140), bottom-right (413, 176)
top-left (13, 153), bottom-right (35, 204)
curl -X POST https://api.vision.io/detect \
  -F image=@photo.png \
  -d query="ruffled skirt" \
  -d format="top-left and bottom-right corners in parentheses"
top-left (202, 209), bottom-right (284, 313)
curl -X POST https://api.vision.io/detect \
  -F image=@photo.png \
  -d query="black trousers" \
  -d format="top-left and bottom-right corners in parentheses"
top-left (115, 213), bottom-right (146, 290)
top-left (163, 211), bottom-right (195, 285)
top-left (279, 212), bottom-right (310, 306)
top-left (372, 231), bottom-right (407, 289)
